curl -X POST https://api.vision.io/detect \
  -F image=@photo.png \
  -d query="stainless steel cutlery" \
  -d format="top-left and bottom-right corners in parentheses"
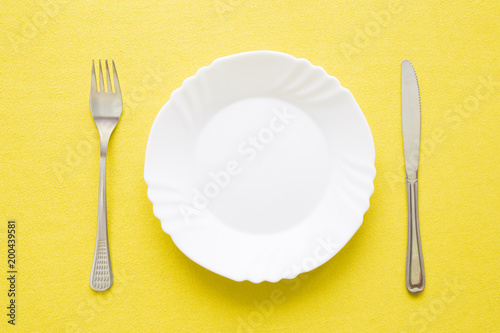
top-left (402, 60), bottom-right (425, 293)
top-left (89, 59), bottom-right (122, 291)
top-left (84, 58), bottom-right (426, 293)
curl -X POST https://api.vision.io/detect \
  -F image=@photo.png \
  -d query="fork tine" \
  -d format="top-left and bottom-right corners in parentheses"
top-left (91, 60), bottom-right (97, 93)
top-left (105, 59), bottom-right (113, 93)
top-left (112, 60), bottom-right (121, 96)
top-left (99, 59), bottom-right (105, 92)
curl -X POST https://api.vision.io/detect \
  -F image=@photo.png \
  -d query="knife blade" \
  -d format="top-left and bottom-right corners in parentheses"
top-left (402, 60), bottom-right (425, 293)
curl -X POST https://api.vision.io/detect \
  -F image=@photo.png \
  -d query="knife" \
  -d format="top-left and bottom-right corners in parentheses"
top-left (402, 60), bottom-right (425, 293)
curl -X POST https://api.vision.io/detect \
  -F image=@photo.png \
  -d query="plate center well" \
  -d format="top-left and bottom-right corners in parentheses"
top-left (193, 97), bottom-right (331, 234)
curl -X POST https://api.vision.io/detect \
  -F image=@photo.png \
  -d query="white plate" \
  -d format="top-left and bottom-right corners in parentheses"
top-left (144, 51), bottom-right (375, 283)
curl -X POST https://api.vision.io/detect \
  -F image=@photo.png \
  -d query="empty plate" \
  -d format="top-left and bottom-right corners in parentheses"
top-left (144, 51), bottom-right (375, 282)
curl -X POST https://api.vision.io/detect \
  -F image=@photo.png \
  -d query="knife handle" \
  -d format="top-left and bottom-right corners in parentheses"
top-left (406, 173), bottom-right (425, 293)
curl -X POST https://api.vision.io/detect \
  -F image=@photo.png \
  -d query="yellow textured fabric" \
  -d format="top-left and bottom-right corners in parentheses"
top-left (0, 0), bottom-right (499, 332)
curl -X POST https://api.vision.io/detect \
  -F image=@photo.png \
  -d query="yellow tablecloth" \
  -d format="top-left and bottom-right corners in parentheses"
top-left (1, 0), bottom-right (499, 332)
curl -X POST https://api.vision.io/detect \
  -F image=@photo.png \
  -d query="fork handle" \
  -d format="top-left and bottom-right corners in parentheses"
top-left (90, 154), bottom-right (113, 291)
top-left (405, 174), bottom-right (424, 293)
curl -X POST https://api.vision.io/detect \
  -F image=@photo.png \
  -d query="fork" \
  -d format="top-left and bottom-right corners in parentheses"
top-left (89, 59), bottom-right (122, 291)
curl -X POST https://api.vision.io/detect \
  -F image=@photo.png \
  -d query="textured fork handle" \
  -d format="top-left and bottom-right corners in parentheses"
top-left (406, 175), bottom-right (425, 293)
top-left (90, 154), bottom-right (113, 291)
